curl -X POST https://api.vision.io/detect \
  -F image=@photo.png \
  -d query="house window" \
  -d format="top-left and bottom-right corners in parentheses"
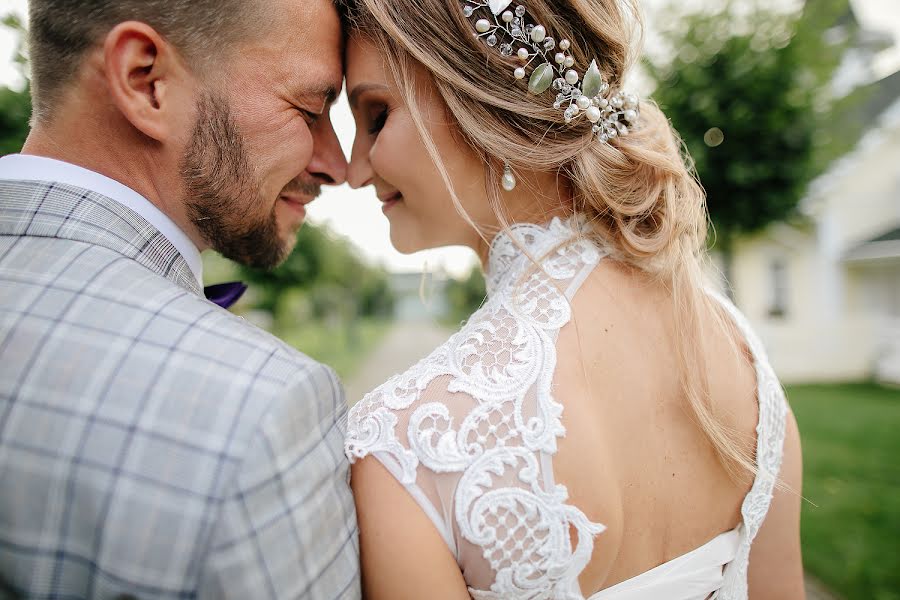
top-left (768, 258), bottom-right (789, 319)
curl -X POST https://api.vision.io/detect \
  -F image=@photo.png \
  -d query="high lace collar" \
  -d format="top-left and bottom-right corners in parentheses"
top-left (485, 215), bottom-right (590, 296)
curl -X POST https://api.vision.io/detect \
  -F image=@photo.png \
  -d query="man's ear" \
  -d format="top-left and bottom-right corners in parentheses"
top-left (103, 21), bottom-right (192, 142)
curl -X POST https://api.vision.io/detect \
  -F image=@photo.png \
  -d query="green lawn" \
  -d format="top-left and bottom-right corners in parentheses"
top-left (787, 383), bottom-right (900, 600)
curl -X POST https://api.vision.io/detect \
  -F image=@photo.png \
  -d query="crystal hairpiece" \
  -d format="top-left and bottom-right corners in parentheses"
top-left (462, 0), bottom-right (640, 143)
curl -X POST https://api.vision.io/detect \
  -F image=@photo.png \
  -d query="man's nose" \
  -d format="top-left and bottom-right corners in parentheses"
top-left (307, 118), bottom-right (348, 186)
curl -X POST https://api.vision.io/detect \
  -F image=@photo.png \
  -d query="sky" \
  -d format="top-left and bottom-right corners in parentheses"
top-left (0, 0), bottom-right (898, 276)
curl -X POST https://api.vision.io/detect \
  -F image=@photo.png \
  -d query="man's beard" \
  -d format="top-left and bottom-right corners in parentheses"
top-left (180, 92), bottom-right (290, 270)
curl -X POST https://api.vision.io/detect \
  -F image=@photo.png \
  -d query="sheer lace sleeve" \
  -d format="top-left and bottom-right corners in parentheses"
top-left (345, 218), bottom-right (607, 599)
top-left (707, 289), bottom-right (789, 600)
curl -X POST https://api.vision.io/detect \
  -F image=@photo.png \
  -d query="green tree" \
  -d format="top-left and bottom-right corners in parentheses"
top-left (645, 1), bottom-right (841, 290)
top-left (0, 13), bottom-right (30, 155)
top-left (445, 267), bottom-right (487, 325)
top-left (0, 84), bottom-right (30, 155)
top-left (237, 223), bottom-right (395, 325)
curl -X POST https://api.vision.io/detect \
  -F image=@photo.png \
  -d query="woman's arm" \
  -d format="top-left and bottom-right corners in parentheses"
top-left (747, 407), bottom-right (806, 599)
top-left (351, 456), bottom-right (472, 600)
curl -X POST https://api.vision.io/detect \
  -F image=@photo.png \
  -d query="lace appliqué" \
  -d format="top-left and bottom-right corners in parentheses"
top-left (709, 290), bottom-right (788, 600)
top-left (346, 217), bottom-right (606, 599)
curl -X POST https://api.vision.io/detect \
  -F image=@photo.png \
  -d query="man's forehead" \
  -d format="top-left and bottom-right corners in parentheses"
top-left (267, 0), bottom-right (343, 46)
top-left (270, 0), bottom-right (344, 97)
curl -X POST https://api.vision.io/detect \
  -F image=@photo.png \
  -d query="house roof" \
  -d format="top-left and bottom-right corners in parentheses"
top-left (869, 227), bottom-right (900, 243)
top-left (808, 0), bottom-right (899, 174)
top-left (819, 69), bottom-right (900, 172)
top-left (846, 70), bottom-right (900, 135)
top-left (844, 226), bottom-right (900, 263)
top-left (805, 89), bottom-right (900, 210)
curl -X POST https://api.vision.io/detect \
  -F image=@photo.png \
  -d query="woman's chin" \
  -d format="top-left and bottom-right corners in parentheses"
top-left (388, 226), bottom-right (432, 255)
top-left (389, 233), bottom-right (424, 255)
top-left (387, 215), bottom-right (468, 255)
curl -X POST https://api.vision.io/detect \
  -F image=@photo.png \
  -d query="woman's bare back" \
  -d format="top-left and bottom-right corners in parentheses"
top-left (552, 260), bottom-right (760, 594)
top-left (345, 221), bottom-right (803, 599)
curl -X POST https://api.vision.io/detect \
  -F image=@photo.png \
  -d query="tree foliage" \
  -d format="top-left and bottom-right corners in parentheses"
top-left (444, 267), bottom-right (487, 325)
top-left (0, 84), bottom-right (30, 155)
top-left (0, 13), bottom-right (30, 155)
top-left (237, 224), bottom-right (395, 324)
top-left (645, 2), bottom-right (839, 246)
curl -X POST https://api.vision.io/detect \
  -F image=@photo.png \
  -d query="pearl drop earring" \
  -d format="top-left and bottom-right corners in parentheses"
top-left (501, 163), bottom-right (517, 192)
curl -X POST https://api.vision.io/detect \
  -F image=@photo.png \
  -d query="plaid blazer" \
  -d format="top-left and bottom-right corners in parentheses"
top-left (0, 180), bottom-right (360, 599)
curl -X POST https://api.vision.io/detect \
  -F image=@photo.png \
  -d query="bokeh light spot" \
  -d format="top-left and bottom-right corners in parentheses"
top-left (704, 127), bottom-right (725, 147)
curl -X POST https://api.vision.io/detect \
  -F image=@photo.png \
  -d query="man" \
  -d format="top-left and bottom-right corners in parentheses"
top-left (0, 0), bottom-right (359, 598)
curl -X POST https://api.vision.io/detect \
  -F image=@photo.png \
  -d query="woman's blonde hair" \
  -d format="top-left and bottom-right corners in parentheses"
top-left (342, 0), bottom-right (757, 480)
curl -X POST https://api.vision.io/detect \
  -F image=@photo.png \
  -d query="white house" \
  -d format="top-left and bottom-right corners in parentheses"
top-left (390, 270), bottom-right (452, 322)
top-left (725, 72), bottom-right (900, 384)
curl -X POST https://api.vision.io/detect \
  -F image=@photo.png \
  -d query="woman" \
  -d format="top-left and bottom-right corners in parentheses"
top-left (341, 0), bottom-right (804, 596)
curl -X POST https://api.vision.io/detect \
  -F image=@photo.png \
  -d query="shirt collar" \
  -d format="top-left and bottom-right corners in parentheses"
top-left (0, 154), bottom-right (203, 286)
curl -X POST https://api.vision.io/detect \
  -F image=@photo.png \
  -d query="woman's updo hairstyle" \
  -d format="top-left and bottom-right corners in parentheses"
top-left (340, 0), bottom-right (756, 479)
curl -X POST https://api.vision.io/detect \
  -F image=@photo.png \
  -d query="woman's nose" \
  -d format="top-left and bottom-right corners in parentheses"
top-left (347, 144), bottom-right (374, 190)
top-left (307, 118), bottom-right (348, 186)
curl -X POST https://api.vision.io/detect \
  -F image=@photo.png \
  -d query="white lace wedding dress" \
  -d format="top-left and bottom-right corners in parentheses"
top-left (344, 217), bottom-right (787, 599)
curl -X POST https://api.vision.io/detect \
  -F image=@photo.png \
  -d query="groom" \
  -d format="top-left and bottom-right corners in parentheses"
top-left (0, 0), bottom-right (360, 598)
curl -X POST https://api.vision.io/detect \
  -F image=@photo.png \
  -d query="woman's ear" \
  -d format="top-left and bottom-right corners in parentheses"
top-left (103, 21), bottom-right (194, 143)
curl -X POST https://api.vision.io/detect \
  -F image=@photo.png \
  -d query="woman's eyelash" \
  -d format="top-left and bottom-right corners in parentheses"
top-left (368, 109), bottom-right (388, 135)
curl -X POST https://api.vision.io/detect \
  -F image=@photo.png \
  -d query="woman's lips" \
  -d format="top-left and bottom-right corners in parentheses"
top-left (381, 192), bottom-right (402, 214)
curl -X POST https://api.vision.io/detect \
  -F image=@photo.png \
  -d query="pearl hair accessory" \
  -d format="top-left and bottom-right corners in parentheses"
top-left (462, 0), bottom-right (640, 144)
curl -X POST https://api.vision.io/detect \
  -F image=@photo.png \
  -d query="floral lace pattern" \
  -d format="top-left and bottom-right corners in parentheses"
top-left (345, 218), bottom-right (787, 600)
top-left (709, 290), bottom-right (788, 599)
top-left (346, 217), bottom-right (606, 598)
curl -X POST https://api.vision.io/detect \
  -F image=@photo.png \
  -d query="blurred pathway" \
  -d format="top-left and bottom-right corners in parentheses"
top-left (344, 322), bottom-right (840, 600)
top-left (343, 319), bottom-right (452, 406)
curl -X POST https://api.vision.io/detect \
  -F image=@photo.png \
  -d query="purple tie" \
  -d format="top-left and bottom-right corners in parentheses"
top-left (204, 282), bottom-right (247, 309)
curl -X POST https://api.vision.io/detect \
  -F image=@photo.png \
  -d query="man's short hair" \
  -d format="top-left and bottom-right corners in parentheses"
top-left (28, 0), bottom-right (262, 122)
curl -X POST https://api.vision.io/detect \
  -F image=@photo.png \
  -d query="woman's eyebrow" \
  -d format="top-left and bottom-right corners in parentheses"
top-left (348, 83), bottom-right (390, 109)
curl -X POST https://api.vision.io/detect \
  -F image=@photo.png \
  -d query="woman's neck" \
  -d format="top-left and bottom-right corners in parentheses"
top-left (474, 176), bottom-right (574, 270)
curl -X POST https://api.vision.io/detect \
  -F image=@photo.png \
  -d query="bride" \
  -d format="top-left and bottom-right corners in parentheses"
top-left (340, 0), bottom-right (804, 596)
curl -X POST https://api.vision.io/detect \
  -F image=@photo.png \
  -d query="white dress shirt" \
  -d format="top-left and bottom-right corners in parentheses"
top-left (0, 154), bottom-right (203, 286)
